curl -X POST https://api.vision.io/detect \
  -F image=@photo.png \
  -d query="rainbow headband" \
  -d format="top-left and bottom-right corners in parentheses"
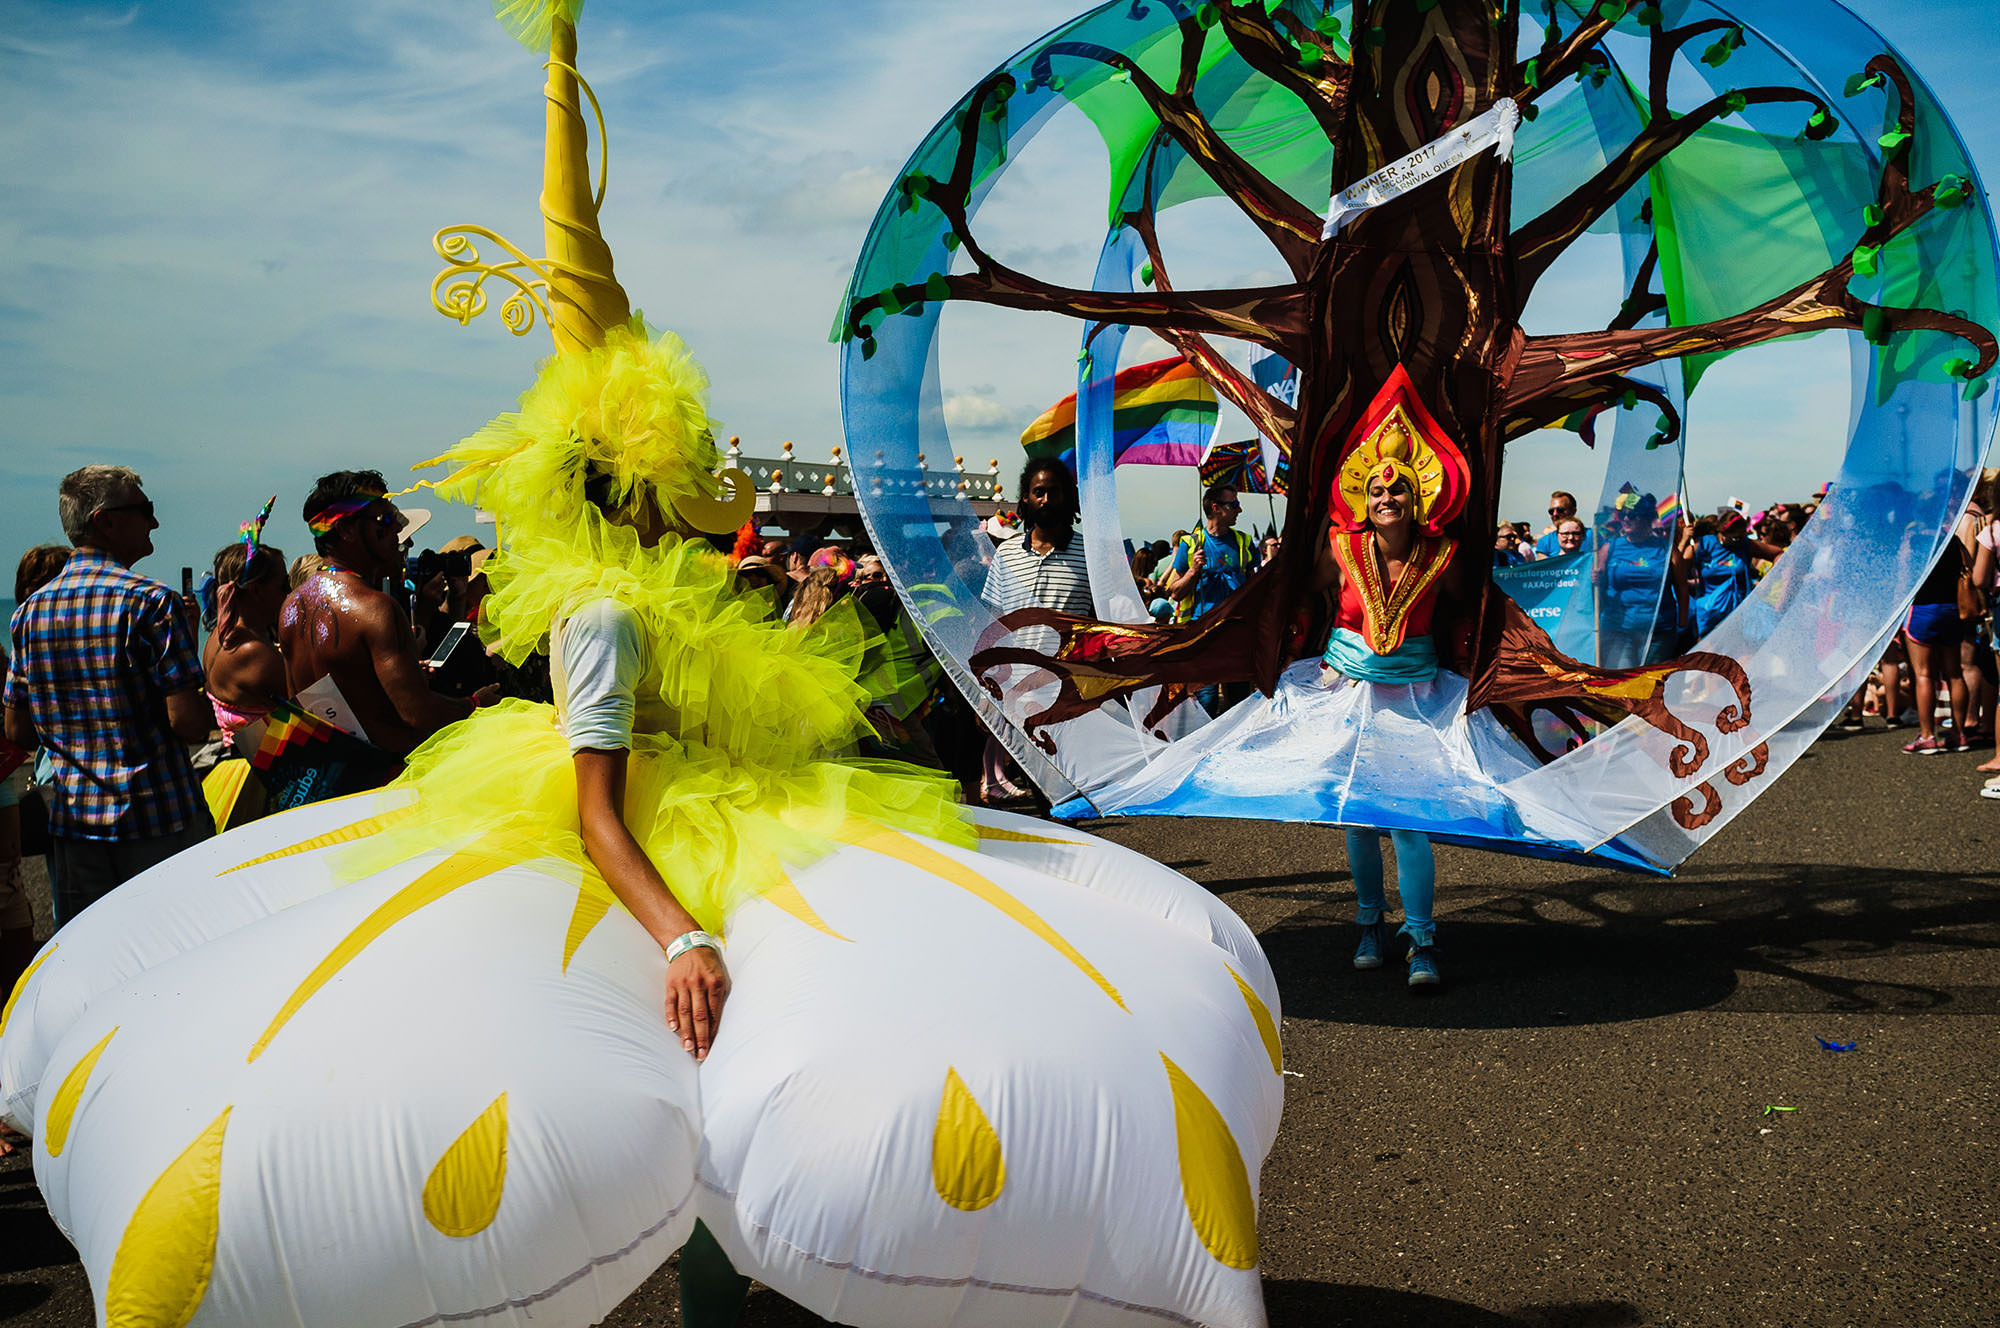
top-left (306, 491), bottom-right (387, 538)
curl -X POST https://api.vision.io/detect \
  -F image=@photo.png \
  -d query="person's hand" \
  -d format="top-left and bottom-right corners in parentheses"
top-left (665, 944), bottom-right (730, 1060)
top-left (1188, 544), bottom-right (1207, 574)
top-left (469, 683), bottom-right (503, 708)
top-left (416, 572), bottom-right (448, 616)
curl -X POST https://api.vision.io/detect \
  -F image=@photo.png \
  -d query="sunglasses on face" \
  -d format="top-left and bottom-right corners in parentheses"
top-left (1214, 500), bottom-right (1241, 511)
top-left (98, 499), bottom-right (155, 520)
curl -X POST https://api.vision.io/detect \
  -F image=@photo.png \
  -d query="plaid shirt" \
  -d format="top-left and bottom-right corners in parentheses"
top-left (4, 549), bottom-right (207, 840)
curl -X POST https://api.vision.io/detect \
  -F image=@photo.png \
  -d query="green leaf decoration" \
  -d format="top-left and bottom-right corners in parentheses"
top-left (1298, 43), bottom-right (1323, 70)
top-left (924, 272), bottom-right (952, 301)
top-left (1862, 204), bottom-right (1883, 227)
top-left (1620, 389), bottom-right (1639, 410)
top-left (1520, 102), bottom-right (1540, 122)
top-left (943, 232), bottom-right (961, 252)
top-left (1723, 90), bottom-right (1748, 114)
top-left (1935, 175), bottom-right (1972, 209)
top-left (1852, 243), bottom-right (1880, 276)
top-left (1804, 108), bottom-right (1838, 142)
top-left (1524, 57), bottom-right (1541, 90)
top-left (1139, 262), bottom-right (1156, 286)
top-left (1966, 377), bottom-right (1992, 403)
top-left (1844, 70), bottom-right (1885, 98)
top-left (860, 337), bottom-right (878, 361)
top-left (1109, 67), bottom-right (1132, 83)
top-left (1596, 1), bottom-right (1629, 19)
top-left (878, 286), bottom-right (904, 317)
top-left (1701, 35), bottom-right (1736, 67)
top-left (1636, 3), bottom-right (1664, 27)
top-left (1878, 127), bottom-right (1912, 152)
top-left (1860, 306), bottom-right (1890, 344)
top-left (1315, 15), bottom-right (1343, 37)
top-left (1943, 356), bottom-right (1974, 380)
top-left (1196, 3), bottom-right (1219, 28)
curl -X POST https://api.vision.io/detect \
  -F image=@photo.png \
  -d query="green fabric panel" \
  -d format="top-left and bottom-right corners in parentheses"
top-left (1078, 1), bottom-right (1348, 223)
top-left (1649, 122), bottom-right (1875, 392)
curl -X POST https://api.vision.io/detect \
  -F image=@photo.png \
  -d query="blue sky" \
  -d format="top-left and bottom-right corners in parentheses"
top-left (1, 0), bottom-right (1995, 590)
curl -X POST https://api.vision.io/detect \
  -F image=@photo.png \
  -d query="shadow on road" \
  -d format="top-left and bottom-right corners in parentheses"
top-left (1262, 863), bottom-right (2000, 1029)
top-left (1265, 1279), bottom-right (1640, 1326)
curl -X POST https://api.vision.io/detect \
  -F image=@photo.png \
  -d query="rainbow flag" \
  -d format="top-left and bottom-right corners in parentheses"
top-left (1656, 491), bottom-right (1681, 521)
top-left (1020, 356), bottom-right (1218, 468)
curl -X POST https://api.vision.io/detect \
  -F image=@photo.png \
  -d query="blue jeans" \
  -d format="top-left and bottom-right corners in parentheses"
top-left (1346, 829), bottom-right (1436, 948)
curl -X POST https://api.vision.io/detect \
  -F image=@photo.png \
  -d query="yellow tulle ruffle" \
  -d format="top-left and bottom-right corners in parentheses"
top-left (338, 701), bottom-right (969, 934)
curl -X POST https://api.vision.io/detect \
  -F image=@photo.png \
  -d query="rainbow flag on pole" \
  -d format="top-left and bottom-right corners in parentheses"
top-left (1020, 356), bottom-right (1218, 468)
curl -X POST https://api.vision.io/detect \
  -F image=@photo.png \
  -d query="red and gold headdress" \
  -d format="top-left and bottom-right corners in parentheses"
top-left (1327, 365), bottom-right (1471, 536)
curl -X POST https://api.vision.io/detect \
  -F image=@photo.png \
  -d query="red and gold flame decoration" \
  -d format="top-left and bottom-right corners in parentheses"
top-left (1328, 365), bottom-right (1471, 537)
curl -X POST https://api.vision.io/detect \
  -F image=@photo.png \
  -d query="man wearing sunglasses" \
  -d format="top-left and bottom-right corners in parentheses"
top-left (1166, 483), bottom-right (1262, 711)
top-left (278, 471), bottom-right (496, 773)
top-left (1167, 483), bottom-right (1261, 624)
top-left (5, 466), bottom-right (214, 925)
top-left (1534, 490), bottom-right (1591, 559)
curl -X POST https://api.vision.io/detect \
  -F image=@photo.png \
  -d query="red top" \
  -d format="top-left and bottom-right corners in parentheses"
top-left (1330, 531), bottom-right (1455, 655)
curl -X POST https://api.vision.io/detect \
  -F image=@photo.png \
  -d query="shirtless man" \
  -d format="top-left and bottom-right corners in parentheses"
top-left (280, 471), bottom-right (494, 755)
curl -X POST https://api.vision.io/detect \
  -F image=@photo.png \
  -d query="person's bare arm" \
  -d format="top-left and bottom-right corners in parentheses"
top-left (359, 594), bottom-right (476, 739)
top-left (1166, 545), bottom-right (1204, 599)
top-left (165, 687), bottom-right (211, 743)
top-left (1974, 536), bottom-right (1994, 593)
top-left (4, 705), bottom-right (34, 749)
top-left (1738, 536), bottom-right (1785, 562)
top-left (574, 747), bottom-right (730, 1059)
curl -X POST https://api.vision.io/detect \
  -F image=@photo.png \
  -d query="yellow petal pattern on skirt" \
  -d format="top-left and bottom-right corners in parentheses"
top-left (423, 1093), bottom-right (510, 1238)
top-left (248, 842), bottom-right (506, 1063)
top-left (561, 887), bottom-right (612, 973)
top-left (1161, 1054), bottom-right (1258, 1270)
top-left (45, 1025), bottom-right (118, 1158)
top-left (1228, 966), bottom-right (1282, 1075)
top-left (105, 1106), bottom-right (232, 1328)
top-left (0, 942), bottom-right (55, 1038)
top-left (845, 825), bottom-right (1126, 1011)
top-left (931, 1068), bottom-right (1005, 1211)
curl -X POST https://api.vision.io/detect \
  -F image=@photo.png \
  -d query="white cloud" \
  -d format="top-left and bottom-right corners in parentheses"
top-left (942, 389), bottom-right (1022, 432)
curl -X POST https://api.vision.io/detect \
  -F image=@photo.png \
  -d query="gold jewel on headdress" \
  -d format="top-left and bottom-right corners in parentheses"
top-left (424, 0), bottom-right (753, 536)
top-left (1328, 365), bottom-right (1471, 537)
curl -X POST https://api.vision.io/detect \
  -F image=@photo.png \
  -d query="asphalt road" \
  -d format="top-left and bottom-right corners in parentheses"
top-left (5, 721), bottom-right (1996, 1327)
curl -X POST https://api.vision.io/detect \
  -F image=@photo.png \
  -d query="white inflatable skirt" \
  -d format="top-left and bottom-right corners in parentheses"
top-left (0, 792), bottom-right (1282, 1328)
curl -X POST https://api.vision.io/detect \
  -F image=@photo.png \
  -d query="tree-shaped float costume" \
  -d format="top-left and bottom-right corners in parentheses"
top-left (0, 6), bottom-right (1285, 1327)
top-left (839, 0), bottom-right (1999, 873)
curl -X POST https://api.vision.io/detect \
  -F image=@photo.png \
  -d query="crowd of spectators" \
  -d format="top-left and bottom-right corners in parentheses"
top-left (8, 457), bottom-right (1999, 1021)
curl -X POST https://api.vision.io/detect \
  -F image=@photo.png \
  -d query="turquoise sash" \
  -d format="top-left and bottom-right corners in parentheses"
top-left (1321, 627), bottom-right (1439, 683)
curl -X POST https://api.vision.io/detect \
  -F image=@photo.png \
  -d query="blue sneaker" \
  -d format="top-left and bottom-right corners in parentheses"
top-left (1406, 946), bottom-right (1442, 989)
top-left (1352, 922), bottom-right (1389, 970)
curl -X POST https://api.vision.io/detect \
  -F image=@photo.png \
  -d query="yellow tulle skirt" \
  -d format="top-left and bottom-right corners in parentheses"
top-left (334, 700), bottom-right (971, 932)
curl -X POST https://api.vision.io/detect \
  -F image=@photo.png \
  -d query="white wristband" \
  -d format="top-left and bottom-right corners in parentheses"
top-left (664, 930), bottom-right (723, 965)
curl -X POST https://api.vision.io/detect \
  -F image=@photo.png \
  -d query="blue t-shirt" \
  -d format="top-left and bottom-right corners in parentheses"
top-left (1536, 527), bottom-right (1591, 559)
top-left (1171, 529), bottom-right (1258, 621)
top-left (1690, 534), bottom-right (1753, 636)
top-left (1599, 534), bottom-right (1676, 634)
